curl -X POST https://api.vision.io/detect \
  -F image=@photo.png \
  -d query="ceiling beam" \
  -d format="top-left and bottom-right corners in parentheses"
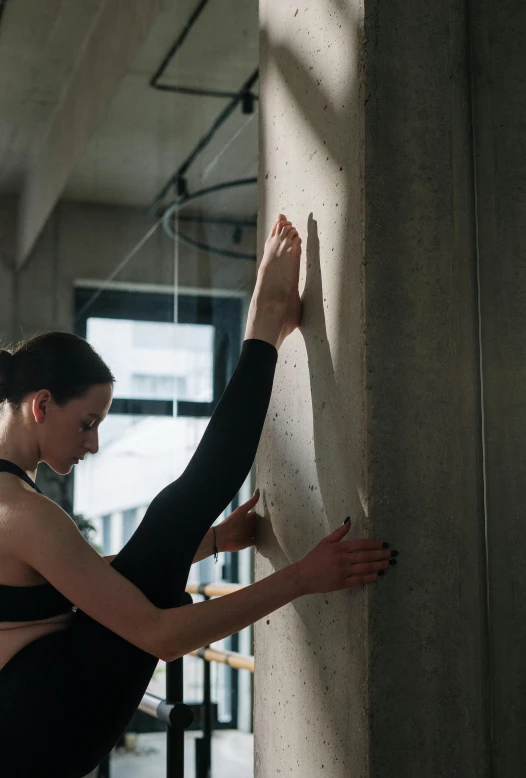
top-left (17, 0), bottom-right (162, 267)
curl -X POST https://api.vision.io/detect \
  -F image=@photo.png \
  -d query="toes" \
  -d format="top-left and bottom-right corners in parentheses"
top-left (270, 214), bottom-right (288, 238)
top-left (274, 214), bottom-right (289, 235)
top-left (279, 224), bottom-right (293, 238)
top-left (281, 225), bottom-right (301, 242)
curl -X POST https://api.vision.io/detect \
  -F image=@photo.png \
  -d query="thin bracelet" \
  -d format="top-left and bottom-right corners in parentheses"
top-left (212, 526), bottom-right (219, 563)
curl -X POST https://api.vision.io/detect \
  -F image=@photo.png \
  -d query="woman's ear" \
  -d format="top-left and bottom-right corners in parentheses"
top-left (32, 390), bottom-right (53, 424)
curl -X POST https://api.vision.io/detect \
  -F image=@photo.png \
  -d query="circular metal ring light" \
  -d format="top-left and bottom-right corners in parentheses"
top-left (161, 178), bottom-right (258, 261)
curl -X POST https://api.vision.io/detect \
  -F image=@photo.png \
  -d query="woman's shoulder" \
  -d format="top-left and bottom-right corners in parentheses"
top-left (0, 475), bottom-right (59, 584)
top-left (0, 474), bottom-right (62, 541)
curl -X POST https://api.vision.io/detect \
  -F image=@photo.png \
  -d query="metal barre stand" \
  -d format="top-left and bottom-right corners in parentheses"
top-left (98, 584), bottom-right (253, 778)
top-left (98, 592), bottom-right (198, 778)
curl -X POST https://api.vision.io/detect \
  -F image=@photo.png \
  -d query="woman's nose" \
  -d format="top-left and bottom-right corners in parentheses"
top-left (85, 432), bottom-right (99, 456)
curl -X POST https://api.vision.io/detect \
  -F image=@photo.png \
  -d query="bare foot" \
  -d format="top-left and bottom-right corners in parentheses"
top-left (245, 214), bottom-right (303, 349)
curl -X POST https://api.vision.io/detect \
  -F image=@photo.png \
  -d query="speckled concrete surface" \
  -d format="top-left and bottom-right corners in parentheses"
top-left (470, 5), bottom-right (526, 773)
top-left (255, 1), bottom-right (490, 777)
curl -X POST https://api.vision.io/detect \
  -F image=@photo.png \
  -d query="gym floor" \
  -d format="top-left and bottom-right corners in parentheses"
top-left (110, 729), bottom-right (254, 778)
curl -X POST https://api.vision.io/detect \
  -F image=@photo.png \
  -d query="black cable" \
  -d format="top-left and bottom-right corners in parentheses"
top-left (165, 177), bottom-right (257, 211)
top-left (150, 0), bottom-right (258, 102)
top-left (168, 230), bottom-right (256, 261)
top-left (161, 177), bottom-right (257, 260)
top-left (148, 71), bottom-right (259, 215)
top-left (177, 215), bottom-right (256, 229)
top-left (147, 1), bottom-right (259, 262)
top-left (154, 83), bottom-right (257, 100)
top-left (150, 0), bottom-right (211, 87)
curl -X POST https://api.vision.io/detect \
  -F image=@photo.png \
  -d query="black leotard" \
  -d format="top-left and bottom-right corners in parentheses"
top-left (0, 338), bottom-right (277, 778)
top-left (0, 459), bottom-right (75, 621)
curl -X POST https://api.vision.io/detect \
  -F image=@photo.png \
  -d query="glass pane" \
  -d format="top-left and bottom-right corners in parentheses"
top-left (86, 318), bottom-right (214, 403)
top-left (74, 413), bottom-right (209, 530)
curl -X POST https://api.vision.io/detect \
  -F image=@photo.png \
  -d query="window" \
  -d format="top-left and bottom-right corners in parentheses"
top-left (131, 373), bottom-right (187, 400)
top-left (102, 514), bottom-right (111, 555)
top-left (122, 508), bottom-right (138, 544)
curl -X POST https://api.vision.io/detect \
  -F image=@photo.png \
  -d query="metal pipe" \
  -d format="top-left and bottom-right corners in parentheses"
top-left (138, 690), bottom-right (194, 730)
top-left (161, 178), bottom-right (258, 260)
top-left (154, 83), bottom-right (258, 101)
top-left (150, 0), bottom-right (211, 88)
top-left (166, 659), bottom-right (185, 778)
top-left (195, 593), bottom-right (213, 778)
top-left (176, 215), bottom-right (256, 228)
top-left (149, 71), bottom-right (259, 213)
top-left (138, 691), bottom-right (167, 721)
top-left (163, 228), bottom-right (256, 261)
top-left (150, 0), bottom-right (258, 102)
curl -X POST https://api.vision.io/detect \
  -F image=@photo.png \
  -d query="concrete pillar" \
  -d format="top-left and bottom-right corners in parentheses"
top-left (255, 2), bottom-right (489, 776)
top-left (470, 2), bottom-right (526, 774)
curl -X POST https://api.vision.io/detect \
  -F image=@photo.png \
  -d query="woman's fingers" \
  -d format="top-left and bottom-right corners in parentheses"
top-left (326, 522), bottom-right (352, 543)
top-left (346, 549), bottom-right (393, 563)
top-left (278, 222), bottom-right (293, 237)
top-left (240, 492), bottom-right (260, 512)
top-left (341, 539), bottom-right (387, 552)
top-left (270, 214), bottom-right (288, 237)
top-left (346, 573), bottom-right (379, 588)
top-left (346, 559), bottom-right (389, 576)
top-left (229, 491), bottom-right (260, 518)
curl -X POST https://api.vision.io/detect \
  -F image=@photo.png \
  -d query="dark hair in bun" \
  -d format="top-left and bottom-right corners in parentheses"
top-left (0, 350), bottom-right (14, 403)
top-left (0, 332), bottom-right (114, 408)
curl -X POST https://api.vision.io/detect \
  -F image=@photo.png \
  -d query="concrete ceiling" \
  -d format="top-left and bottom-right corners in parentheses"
top-left (0, 0), bottom-right (106, 194)
top-left (0, 0), bottom-right (259, 220)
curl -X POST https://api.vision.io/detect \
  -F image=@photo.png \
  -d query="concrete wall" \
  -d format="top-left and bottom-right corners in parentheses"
top-left (255, 2), bottom-right (370, 776)
top-left (255, 1), bottom-right (495, 776)
top-left (470, 2), bottom-right (526, 774)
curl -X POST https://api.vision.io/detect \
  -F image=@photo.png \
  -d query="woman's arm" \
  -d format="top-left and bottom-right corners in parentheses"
top-left (154, 522), bottom-right (390, 662)
top-left (185, 492), bottom-right (260, 564)
top-left (105, 493), bottom-right (260, 566)
top-left (11, 492), bottom-right (391, 662)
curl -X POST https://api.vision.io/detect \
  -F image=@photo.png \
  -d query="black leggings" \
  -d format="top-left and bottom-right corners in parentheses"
top-left (0, 339), bottom-right (277, 778)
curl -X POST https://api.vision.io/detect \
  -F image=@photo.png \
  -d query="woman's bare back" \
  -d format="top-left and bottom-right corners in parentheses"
top-left (0, 472), bottom-right (73, 670)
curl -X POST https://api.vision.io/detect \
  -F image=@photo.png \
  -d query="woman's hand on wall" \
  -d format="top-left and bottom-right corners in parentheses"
top-left (217, 490), bottom-right (260, 552)
top-left (294, 520), bottom-right (396, 594)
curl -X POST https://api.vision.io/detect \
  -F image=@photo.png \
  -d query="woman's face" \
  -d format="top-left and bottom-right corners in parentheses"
top-left (34, 383), bottom-right (113, 475)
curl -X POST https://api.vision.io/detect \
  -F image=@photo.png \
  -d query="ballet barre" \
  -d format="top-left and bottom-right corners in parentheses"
top-left (190, 645), bottom-right (254, 673)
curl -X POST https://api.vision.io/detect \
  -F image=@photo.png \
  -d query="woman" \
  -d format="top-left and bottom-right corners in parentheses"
top-left (0, 215), bottom-right (395, 777)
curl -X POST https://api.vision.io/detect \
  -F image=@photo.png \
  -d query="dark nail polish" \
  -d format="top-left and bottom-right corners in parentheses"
top-left (343, 516), bottom-right (351, 524)
top-left (391, 550), bottom-right (399, 557)
top-left (382, 542), bottom-right (390, 549)
top-left (389, 558), bottom-right (397, 566)
top-left (378, 570), bottom-right (385, 577)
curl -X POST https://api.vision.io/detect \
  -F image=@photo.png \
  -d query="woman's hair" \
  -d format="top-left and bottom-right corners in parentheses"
top-left (0, 332), bottom-right (115, 408)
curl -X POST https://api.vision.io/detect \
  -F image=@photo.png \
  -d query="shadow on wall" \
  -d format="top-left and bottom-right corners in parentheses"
top-left (256, 3), bottom-right (371, 775)
top-left (260, 0), bottom-right (368, 527)
top-left (302, 213), bottom-right (367, 529)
